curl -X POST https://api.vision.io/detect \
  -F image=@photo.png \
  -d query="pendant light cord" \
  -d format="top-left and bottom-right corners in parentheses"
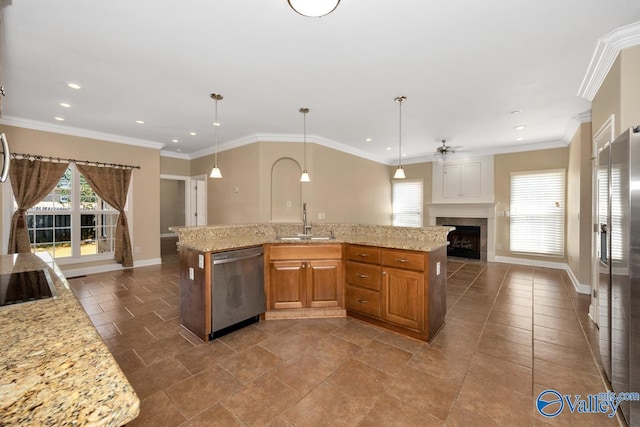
top-left (303, 110), bottom-right (307, 169)
top-left (214, 98), bottom-right (219, 167)
top-left (398, 99), bottom-right (402, 168)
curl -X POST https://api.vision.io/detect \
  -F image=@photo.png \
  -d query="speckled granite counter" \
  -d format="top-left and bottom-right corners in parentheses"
top-left (170, 223), bottom-right (453, 253)
top-left (0, 253), bottom-right (139, 426)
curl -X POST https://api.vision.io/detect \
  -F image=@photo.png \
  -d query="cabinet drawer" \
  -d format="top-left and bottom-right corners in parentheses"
top-left (346, 285), bottom-right (380, 318)
top-left (381, 249), bottom-right (425, 271)
top-left (269, 244), bottom-right (342, 260)
top-left (346, 245), bottom-right (381, 264)
top-left (345, 261), bottom-right (381, 291)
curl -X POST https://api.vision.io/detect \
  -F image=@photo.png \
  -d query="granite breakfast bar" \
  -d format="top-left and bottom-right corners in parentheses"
top-left (0, 253), bottom-right (139, 426)
top-left (171, 223), bottom-right (453, 342)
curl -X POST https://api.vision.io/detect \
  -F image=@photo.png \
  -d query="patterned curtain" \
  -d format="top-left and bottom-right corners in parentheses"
top-left (76, 164), bottom-right (133, 267)
top-left (8, 159), bottom-right (70, 253)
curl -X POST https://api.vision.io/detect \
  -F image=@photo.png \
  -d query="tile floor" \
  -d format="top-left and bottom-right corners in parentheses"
top-left (68, 256), bottom-right (625, 426)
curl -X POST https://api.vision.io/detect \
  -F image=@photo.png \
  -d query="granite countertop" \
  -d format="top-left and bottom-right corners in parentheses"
top-left (0, 253), bottom-right (139, 426)
top-left (170, 223), bottom-right (453, 253)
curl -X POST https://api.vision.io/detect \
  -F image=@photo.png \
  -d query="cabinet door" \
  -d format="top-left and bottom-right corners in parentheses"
top-left (307, 259), bottom-right (343, 308)
top-left (460, 163), bottom-right (481, 198)
top-left (442, 162), bottom-right (481, 198)
top-left (270, 260), bottom-right (305, 309)
top-left (382, 267), bottom-right (425, 331)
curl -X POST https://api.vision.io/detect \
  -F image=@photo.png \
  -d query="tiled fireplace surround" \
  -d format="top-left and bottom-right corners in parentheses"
top-left (428, 203), bottom-right (497, 262)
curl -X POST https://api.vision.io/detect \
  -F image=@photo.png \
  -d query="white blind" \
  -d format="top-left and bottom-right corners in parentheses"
top-left (392, 180), bottom-right (423, 227)
top-left (510, 170), bottom-right (565, 256)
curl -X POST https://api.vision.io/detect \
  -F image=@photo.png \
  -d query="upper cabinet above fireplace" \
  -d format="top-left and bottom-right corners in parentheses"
top-left (432, 155), bottom-right (494, 203)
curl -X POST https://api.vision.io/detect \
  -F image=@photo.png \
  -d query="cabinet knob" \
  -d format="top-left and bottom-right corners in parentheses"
top-left (357, 298), bottom-right (368, 304)
top-left (358, 253), bottom-right (369, 257)
top-left (395, 258), bottom-right (408, 263)
top-left (302, 263), bottom-right (306, 268)
top-left (382, 271), bottom-right (387, 275)
top-left (357, 273), bottom-right (368, 278)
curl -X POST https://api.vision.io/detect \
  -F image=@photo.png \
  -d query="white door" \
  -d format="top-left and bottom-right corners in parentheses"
top-left (191, 177), bottom-right (207, 226)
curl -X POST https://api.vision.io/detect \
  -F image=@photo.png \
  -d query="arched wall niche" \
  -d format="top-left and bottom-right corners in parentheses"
top-left (271, 157), bottom-right (302, 222)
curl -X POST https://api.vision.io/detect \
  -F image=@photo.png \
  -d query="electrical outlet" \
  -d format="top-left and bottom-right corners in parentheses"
top-left (135, 246), bottom-right (141, 254)
top-left (436, 261), bottom-right (441, 276)
top-left (286, 200), bottom-right (292, 208)
top-left (189, 267), bottom-right (194, 280)
top-left (318, 212), bottom-right (326, 220)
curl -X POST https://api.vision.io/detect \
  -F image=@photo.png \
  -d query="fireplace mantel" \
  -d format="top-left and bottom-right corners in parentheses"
top-left (427, 202), bottom-right (499, 261)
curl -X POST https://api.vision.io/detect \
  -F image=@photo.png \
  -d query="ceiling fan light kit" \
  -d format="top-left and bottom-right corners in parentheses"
top-left (288, 0), bottom-right (340, 17)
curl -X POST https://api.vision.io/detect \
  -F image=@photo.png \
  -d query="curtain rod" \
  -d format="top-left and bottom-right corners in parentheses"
top-left (10, 152), bottom-right (141, 170)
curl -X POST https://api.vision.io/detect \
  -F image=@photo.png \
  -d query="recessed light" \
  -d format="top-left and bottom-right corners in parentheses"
top-left (213, 122), bottom-right (220, 127)
top-left (171, 139), bottom-right (179, 143)
top-left (136, 120), bottom-right (144, 124)
top-left (59, 102), bottom-right (71, 108)
top-left (54, 117), bottom-right (65, 121)
top-left (365, 138), bottom-right (372, 142)
top-left (514, 125), bottom-right (527, 130)
top-left (189, 132), bottom-right (197, 136)
top-left (510, 110), bottom-right (522, 115)
top-left (176, 148), bottom-right (182, 152)
top-left (516, 137), bottom-right (524, 141)
top-left (402, 153), bottom-right (407, 157)
top-left (386, 147), bottom-right (392, 151)
top-left (67, 83), bottom-right (81, 90)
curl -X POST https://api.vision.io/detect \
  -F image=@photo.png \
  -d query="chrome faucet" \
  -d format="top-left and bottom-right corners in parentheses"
top-left (302, 202), bottom-right (312, 235)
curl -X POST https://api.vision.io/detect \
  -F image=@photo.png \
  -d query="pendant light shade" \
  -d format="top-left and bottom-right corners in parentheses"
top-left (209, 93), bottom-right (223, 179)
top-left (299, 107), bottom-right (311, 183)
top-left (288, 0), bottom-right (340, 17)
top-left (394, 96), bottom-right (407, 179)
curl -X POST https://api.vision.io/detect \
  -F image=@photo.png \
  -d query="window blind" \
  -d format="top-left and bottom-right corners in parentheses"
top-left (510, 170), bottom-right (565, 256)
top-left (392, 180), bottom-right (423, 227)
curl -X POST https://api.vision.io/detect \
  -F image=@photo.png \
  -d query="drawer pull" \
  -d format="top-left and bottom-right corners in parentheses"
top-left (395, 258), bottom-right (408, 263)
top-left (357, 273), bottom-right (368, 278)
top-left (357, 298), bottom-right (369, 304)
top-left (358, 253), bottom-right (369, 257)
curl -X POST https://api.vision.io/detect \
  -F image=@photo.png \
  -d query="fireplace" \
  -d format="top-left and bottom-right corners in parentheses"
top-left (436, 216), bottom-right (488, 261)
top-left (445, 225), bottom-right (481, 259)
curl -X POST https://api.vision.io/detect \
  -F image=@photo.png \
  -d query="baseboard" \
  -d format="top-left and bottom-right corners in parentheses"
top-left (493, 256), bottom-right (590, 295)
top-left (161, 233), bottom-right (177, 239)
top-left (62, 257), bottom-right (163, 278)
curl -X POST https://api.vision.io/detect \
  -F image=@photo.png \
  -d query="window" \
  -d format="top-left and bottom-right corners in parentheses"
top-left (22, 164), bottom-right (121, 260)
top-left (510, 169), bottom-right (565, 256)
top-left (392, 180), bottom-right (423, 227)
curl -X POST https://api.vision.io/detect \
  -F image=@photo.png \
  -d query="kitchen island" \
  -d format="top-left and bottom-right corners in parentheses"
top-left (172, 223), bottom-right (452, 342)
top-left (0, 253), bottom-right (139, 426)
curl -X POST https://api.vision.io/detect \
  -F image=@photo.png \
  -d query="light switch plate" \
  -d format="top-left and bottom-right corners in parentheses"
top-left (189, 267), bottom-right (194, 280)
top-left (436, 261), bottom-right (441, 276)
top-left (198, 254), bottom-right (204, 269)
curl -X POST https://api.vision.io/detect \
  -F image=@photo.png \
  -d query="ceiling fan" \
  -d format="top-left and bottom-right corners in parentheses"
top-left (434, 139), bottom-right (461, 161)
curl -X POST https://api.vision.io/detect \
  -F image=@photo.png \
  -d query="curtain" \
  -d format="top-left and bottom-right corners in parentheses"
top-left (76, 164), bottom-right (133, 267)
top-left (8, 159), bottom-right (70, 253)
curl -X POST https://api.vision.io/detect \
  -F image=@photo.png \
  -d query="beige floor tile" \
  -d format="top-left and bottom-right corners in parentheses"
top-left (325, 359), bottom-right (393, 408)
top-left (182, 403), bottom-right (241, 427)
top-left (272, 351), bottom-right (336, 394)
top-left (127, 391), bottom-right (186, 427)
top-left (218, 345), bottom-right (282, 384)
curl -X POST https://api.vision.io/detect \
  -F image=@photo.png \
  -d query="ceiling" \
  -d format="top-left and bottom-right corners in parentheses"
top-left (1, 1), bottom-right (640, 165)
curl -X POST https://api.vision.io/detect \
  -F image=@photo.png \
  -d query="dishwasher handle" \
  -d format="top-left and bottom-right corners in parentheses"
top-left (213, 252), bottom-right (263, 265)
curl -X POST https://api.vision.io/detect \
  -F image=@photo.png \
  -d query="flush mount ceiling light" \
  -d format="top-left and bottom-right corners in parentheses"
top-left (209, 93), bottom-right (223, 179)
top-left (288, 0), bottom-right (340, 17)
top-left (299, 107), bottom-right (311, 182)
top-left (393, 96), bottom-right (407, 179)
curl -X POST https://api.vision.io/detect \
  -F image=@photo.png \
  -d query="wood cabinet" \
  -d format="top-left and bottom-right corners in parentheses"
top-left (179, 247), bottom-right (211, 341)
top-left (267, 244), bottom-right (343, 311)
top-left (346, 244), bottom-right (447, 341)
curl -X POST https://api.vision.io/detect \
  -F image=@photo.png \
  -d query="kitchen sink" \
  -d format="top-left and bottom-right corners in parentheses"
top-left (276, 234), bottom-right (335, 241)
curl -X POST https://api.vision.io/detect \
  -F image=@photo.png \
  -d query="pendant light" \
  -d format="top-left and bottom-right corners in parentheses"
top-left (299, 107), bottom-right (311, 183)
top-left (288, 0), bottom-right (340, 17)
top-left (209, 93), bottom-right (223, 179)
top-left (393, 96), bottom-right (407, 179)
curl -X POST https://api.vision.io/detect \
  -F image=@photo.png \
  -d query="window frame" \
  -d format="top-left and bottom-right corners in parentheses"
top-left (12, 163), bottom-right (131, 264)
top-left (509, 168), bottom-right (565, 257)
top-left (391, 179), bottom-right (424, 227)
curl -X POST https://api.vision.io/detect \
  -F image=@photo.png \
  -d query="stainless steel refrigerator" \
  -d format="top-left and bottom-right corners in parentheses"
top-left (598, 126), bottom-right (640, 426)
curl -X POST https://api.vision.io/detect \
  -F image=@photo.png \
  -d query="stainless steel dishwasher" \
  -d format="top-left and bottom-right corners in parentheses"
top-left (210, 246), bottom-right (265, 339)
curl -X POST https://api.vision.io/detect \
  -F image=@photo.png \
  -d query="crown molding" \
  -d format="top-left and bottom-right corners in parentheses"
top-left (187, 132), bottom-right (389, 164)
top-left (160, 150), bottom-right (190, 159)
top-left (578, 21), bottom-right (640, 101)
top-left (0, 116), bottom-right (166, 150)
top-left (404, 139), bottom-right (569, 165)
